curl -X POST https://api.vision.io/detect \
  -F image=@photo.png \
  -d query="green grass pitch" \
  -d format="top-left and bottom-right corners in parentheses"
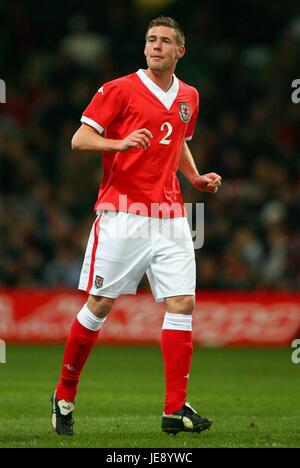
top-left (0, 345), bottom-right (299, 448)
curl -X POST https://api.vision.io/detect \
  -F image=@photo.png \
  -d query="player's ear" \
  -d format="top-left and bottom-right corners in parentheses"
top-left (177, 46), bottom-right (185, 60)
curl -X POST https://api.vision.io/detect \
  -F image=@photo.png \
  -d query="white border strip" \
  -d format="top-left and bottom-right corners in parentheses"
top-left (81, 116), bottom-right (105, 134)
top-left (136, 69), bottom-right (179, 111)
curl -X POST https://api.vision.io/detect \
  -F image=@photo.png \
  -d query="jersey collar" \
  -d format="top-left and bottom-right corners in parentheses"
top-left (136, 69), bottom-right (179, 110)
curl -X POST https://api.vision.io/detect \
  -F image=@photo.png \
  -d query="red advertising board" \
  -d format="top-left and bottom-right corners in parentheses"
top-left (0, 290), bottom-right (299, 346)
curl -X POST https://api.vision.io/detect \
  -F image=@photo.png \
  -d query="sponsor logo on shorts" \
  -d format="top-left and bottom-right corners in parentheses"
top-left (95, 275), bottom-right (104, 289)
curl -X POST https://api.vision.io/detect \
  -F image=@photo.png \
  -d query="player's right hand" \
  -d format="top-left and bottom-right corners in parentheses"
top-left (117, 128), bottom-right (153, 151)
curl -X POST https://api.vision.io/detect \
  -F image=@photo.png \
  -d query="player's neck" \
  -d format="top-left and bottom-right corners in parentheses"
top-left (144, 68), bottom-right (174, 92)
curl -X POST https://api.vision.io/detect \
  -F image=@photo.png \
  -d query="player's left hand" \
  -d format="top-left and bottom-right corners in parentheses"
top-left (192, 173), bottom-right (222, 193)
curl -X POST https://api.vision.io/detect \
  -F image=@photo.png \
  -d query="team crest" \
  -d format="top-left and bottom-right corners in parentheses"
top-left (179, 102), bottom-right (191, 122)
top-left (94, 275), bottom-right (104, 289)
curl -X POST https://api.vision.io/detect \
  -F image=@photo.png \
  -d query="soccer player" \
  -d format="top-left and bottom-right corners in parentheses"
top-left (51, 16), bottom-right (221, 436)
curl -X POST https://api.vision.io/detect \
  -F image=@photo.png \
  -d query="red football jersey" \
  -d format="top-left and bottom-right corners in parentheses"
top-left (81, 69), bottom-right (199, 218)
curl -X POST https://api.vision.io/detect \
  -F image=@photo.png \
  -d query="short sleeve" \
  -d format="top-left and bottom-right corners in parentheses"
top-left (81, 82), bottom-right (125, 134)
top-left (185, 89), bottom-right (199, 141)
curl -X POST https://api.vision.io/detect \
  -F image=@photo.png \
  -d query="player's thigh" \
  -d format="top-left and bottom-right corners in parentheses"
top-left (147, 217), bottom-right (196, 303)
top-left (79, 211), bottom-right (152, 297)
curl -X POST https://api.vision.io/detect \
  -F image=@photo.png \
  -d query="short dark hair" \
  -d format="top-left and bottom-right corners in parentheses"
top-left (146, 16), bottom-right (185, 46)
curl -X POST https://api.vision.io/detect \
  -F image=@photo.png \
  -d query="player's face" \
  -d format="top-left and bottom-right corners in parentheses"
top-left (144, 26), bottom-right (185, 73)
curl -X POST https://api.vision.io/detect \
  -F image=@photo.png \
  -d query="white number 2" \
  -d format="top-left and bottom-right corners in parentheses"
top-left (159, 121), bottom-right (172, 145)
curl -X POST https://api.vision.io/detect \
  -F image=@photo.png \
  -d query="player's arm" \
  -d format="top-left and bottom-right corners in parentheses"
top-left (178, 141), bottom-right (222, 193)
top-left (71, 124), bottom-right (152, 152)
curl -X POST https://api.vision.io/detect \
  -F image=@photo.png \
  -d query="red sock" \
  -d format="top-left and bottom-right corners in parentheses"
top-left (161, 329), bottom-right (193, 414)
top-left (56, 318), bottom-right (99, 402)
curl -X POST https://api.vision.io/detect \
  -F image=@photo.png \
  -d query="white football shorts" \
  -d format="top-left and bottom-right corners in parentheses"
top-left (78, 211), bottom-right (195, 302)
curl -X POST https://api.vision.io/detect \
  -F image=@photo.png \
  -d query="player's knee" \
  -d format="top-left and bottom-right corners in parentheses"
top-left (87, 295), bottom-right (116, 318)
top-left (165, 295), bottom-right (195, 314)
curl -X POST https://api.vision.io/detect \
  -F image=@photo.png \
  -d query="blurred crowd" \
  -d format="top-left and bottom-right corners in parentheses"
top-left (0, 0), bottom-right (300, 291)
